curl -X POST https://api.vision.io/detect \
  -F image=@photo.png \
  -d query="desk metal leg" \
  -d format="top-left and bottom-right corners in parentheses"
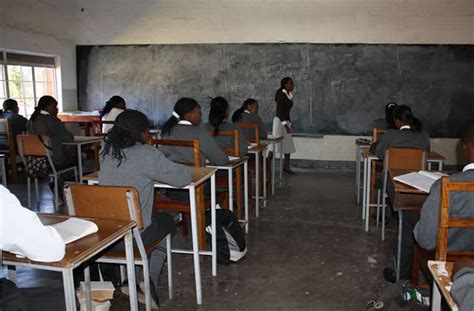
top-left (364, 158), bottom-right (372, 231)
top-left (431, 280), bottom-right (441, 311)
top-left (427, 162), bottom-right (432, 170)
top-left (0, 157), bottom-right (6, 187)
top-left (84, 264), bottom-right (92, 311)
top-left (263, 151), bottom-right (267, 207)
top-left (228, 168), bottom-right (233, 212)
top-left (7, 265), bottom-right (16, 283)
top-left (279, 141), bottom-right (283, 181)
top-left (271, 142), bottom-right (276, 195)
top-left (362, 157), bottom-right (368, 220)
top-left (439, 161), bottom-right (443, 171)
top-left (255, 153), bottom-right (259, 218)
top-left (62, 268), bottom-right (77, 311)
top-left (189, 186), bottom-right (202, 304)
top-left (77, 144), bottom-right (83, 183)
top-left (396, 210), bottom-right (403, 282)
top-left (124, 230), bottom-right (138, 311)
top-left (244, 160), bottom-right (249, 234)
top-left (211, 174), bottom-right (217, 277)
top-left (356, 145), bottom-right (361, 203)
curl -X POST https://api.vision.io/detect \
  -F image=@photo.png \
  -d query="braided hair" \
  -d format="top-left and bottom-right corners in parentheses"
top-left (232, 98), bottom-right (258, 123)
top-left (161, 97), bottom-right (199, 136)
top-left (100, 95), bottom-right (126, 117)
top-left (30, 96), bottom-right (57, 122)
top-left (208, 96), bottom-right (229, 136)
top-left (392, 105), bottom-right (423, 131)
top-left (100, 109), bottom-right (150, 166)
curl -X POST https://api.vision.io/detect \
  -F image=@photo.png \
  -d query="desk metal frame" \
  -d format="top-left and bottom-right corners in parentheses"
top-left (0, 154), bottom-right (6, 186)
top-left (63, 136), bottom-right (102, 183)
top-left (262, 136), bottom-right (284, 195)
top-left (248, 144), bottom-right (267, 217)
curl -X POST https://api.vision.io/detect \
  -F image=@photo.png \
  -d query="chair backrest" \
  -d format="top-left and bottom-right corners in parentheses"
top-left (16, 134), bottom-right (52, 157)
top-left (435, 176), bottom-right (474, 261)
top-left (384, 147), bottom-right (427, 172)
top-left (64, 184), bottom-right (144, 230)
top-left (235, 123), bottom-right (260, 147)
top-left (0, 119), bottom-right (14, 150)
top-left (149, 138), bottom-right (201, 167)
top-left (372, 128), bottom-right (387, 143)
top-left (208, 129), bottom-right (240, 157)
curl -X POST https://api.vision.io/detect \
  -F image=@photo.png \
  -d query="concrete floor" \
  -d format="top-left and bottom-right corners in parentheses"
top-left (2, 169), bottom-right (397, 310)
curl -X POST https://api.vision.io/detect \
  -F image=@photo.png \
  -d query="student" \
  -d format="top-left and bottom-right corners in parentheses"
top-left (27, 95), bottom-right (74, 168)
top-left (451, 257), bottom-right (474, 311)
top-left (0, 185), bottom-right (66, 310)
top-left (372, 102), bottom-right (398, 130)
top-left (100, 95), bottom-right (126, 133)
top-left (0, 98), bottom-right (28, 141)
top-left (375, 105), bottom-right (430, 160)
top-left (204, 96), bottom-right (247, 157)
top-left (232, 98), bottom-right (267, 140)
top-left (384, 121), bottom-right (473, 283)
top-left (99, 109), bottom-right (192, 307)
top-left (160, 97), bottom-right (229, 166)
top-left (273, 77), bottom-right (296, 174)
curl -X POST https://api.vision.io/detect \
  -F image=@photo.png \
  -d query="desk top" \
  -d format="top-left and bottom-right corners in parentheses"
top-left (355, 138), bottom-right (372, 145)
top-left (362, 149), bottom-right (446, 163)
top-left (59, 111), bottom-right (100, 116)
top-left (248, 143), bottom-right (268, 153)
top-left (2, 214), bottom-right (135, 269)
top-left (428, 260), bottom-right (458, 311)
top-left (64, 136), bottom-right (103, 145)
top-left (84, 166), bottom-right (217, 189)
top-left (207, 156), bottom-right (248, 169)
top-left (263, 135), bottom-right (284, 142)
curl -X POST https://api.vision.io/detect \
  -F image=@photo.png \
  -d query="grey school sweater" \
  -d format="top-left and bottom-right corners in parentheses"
top-left (237, 111), bottom-right (267, 140)
top-left (160, 124), bottom-right (229, 166)
top-left (451, 267), bottom-right (474, 311)
top-left (99, 143), bottom-right (192, 229)
top-left (375, 128), bottom-right (430, 160)
top-left (414, 167), bottom-right (474, 251)
top-left (27, 114), bottom-right (74, 165)
top-left (203, 121), bottom-right (248, 157)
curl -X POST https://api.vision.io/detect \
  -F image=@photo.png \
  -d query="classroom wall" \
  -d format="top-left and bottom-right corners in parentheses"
top-left (75, 0), bottom-right (473, 45)
top-left (0, 0), bottom-right (77, 111)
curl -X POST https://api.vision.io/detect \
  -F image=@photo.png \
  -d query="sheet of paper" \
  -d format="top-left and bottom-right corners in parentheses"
top-left (52, 218), bottom-right (98, 244)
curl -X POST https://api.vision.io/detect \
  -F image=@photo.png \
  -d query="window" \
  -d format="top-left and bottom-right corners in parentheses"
top-left (1, 51), bottom-right (57, 117)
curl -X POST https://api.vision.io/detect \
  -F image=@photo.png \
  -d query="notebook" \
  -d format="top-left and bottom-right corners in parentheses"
top-left (52, 218), bottom-right (99, 244)
top-left (393, 170), bottom-right (448, 193)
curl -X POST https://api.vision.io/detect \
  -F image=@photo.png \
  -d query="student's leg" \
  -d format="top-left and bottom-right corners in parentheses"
top-left (284, 153), bottom-right (293, 174)
top-left (397, 211), bottom-right (420, 280)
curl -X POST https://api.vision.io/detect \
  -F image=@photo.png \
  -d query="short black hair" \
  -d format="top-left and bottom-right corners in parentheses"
top-left (3, 99), bottom-right (18, 111)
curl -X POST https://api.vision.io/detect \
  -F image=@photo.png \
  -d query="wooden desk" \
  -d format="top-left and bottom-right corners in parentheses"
top-left (2, 214), bottom-right (138, 311)
top-left (0, 154), bottom-right (6, 186)
top-left (63, 136), bottom-right (103, 183)
top-left (428, 260), bottom-right (458, 311)
top-left (83, 167), bottom-right (218, 305)
top-left (262, 135), bottom-right (284, 195)
top-left (208, 156), bottom-right (249, 233)
top-left (387, 169), bottom-right (429, 281)
top-left (248, 143), bottom-right (268, 217)
top-left (58, 112), bottom-right (101, 137)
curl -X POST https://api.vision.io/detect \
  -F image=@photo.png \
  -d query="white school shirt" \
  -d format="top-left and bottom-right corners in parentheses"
top-left (102, 107), bottom-right (124, 133)
top-left (463, 163), bottom-right (474, 172)
top-left (0, 185), bottom-right (65, 262)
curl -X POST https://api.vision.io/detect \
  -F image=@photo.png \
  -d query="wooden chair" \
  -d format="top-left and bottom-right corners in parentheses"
top-left (378, 147), bottom-right (427, 240)
top-left (151, 139), bottom-right (227, 251)
top-left (412, 177), bottom-right (474, 285)
top-left (209, 129), bottom-right (244, 219)
top-left (16, 135), bottom-right (78, 210)
top-left (64, 184), bottom-right (172, 310)
top-left (0, 119), bottom-right (18, 183)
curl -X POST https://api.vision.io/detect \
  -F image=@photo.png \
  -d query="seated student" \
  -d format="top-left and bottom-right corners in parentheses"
top-left (232, 98), bottom-right (267, 140)
top-left (26, 95), bottom-right (74, 168)
top-left (0, 185), bottom-right (66, 310)
top-left (451, 257), bottom-right (474, 311)
top-left (371, 102), bottom-right (398, 130)
top-left (384, 121), bottom-right (474, 283)
top-left (160, 97), bottom-right (229, 166)
top-left (99, 109), bottom-right (192, 307)
top-left (0, 98), bottom-right (28, 142)
top-left (374, 104), bottom-right (430, 160)
top-left (204, 96), bottom-right (247, 157)
top-left (100, 95), bottom-right (126, 133)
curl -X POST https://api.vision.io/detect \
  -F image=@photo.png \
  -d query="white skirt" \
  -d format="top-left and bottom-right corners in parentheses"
top-left (272, 117), bottom-right (296, 154)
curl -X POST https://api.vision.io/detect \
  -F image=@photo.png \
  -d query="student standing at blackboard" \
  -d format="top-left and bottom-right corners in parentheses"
top-left (273, 77), bottom-right (296, 174)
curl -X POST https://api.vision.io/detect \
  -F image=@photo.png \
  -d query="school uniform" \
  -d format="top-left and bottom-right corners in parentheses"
top-left (0, 111), bottom-right (27, 141)
top-left (99, 143), bottom-right (192, 287)
top-left (160, 121), bottom-right (229, 166)
top-left (101, 107), bottom-right (124, 133)
top-left (451, 266), bottom-right (474, 311)
top-left (273, 89), bottom-right (296, 154)
top-left (238, 110), bottom-right (267, 140)
top-left (204, 121), bottom-right (248, 157)
top-left (375, 125), bottom-right (431, 160)
top-left (27, 111), bottom-right (74, 167)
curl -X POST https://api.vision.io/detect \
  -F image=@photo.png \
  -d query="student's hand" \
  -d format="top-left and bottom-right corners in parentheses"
top-left (285, 125), bottom-right (292, 134)
top-left (453, 257), bottom-right (474, 277)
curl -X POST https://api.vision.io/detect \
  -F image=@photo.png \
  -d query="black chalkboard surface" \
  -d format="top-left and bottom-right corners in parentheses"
top-left (77, 44), bottom-right (473, 137)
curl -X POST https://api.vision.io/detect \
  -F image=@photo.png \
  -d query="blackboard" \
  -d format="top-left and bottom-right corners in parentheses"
top-left (77, 43), bottom-right (474, 137)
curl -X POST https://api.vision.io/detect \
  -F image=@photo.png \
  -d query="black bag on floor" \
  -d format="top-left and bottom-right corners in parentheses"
top-left (206, 209), bottom-right (247, 265)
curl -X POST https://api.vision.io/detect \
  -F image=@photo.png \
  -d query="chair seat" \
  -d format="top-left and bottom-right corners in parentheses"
top-left (100, 239), bottom-right (163, 261)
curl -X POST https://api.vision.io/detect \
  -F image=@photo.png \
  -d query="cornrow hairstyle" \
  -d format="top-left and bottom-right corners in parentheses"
top-left (161, 97), bottom-right (199, 136)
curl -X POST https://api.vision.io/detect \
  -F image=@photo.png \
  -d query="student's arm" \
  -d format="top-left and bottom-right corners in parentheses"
top-left (0, 186), bottom-right (65, 262)
top-left (237, 128), bottom-right (248, 157)
top-left (149, 148), bottom-right (192, 187)
top-left (413, 179), bottom-right (442, 250)
top-left (50, 116), bottom-right (74, 143)
top-left (200, 129), bottom-right (229, 165)
top-left (451, 260), bottom-right (474, 311)
top-left (375, 133), bottom-right (390, 160)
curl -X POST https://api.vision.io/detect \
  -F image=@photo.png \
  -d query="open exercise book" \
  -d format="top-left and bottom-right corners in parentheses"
top-left (52, 218), bottom-right (99, 244)
top-left (393, 170), bottom-right (448, 193)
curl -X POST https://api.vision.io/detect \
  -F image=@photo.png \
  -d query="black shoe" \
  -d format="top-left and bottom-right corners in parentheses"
top-left (383, 267), bottom-right (396, 283)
